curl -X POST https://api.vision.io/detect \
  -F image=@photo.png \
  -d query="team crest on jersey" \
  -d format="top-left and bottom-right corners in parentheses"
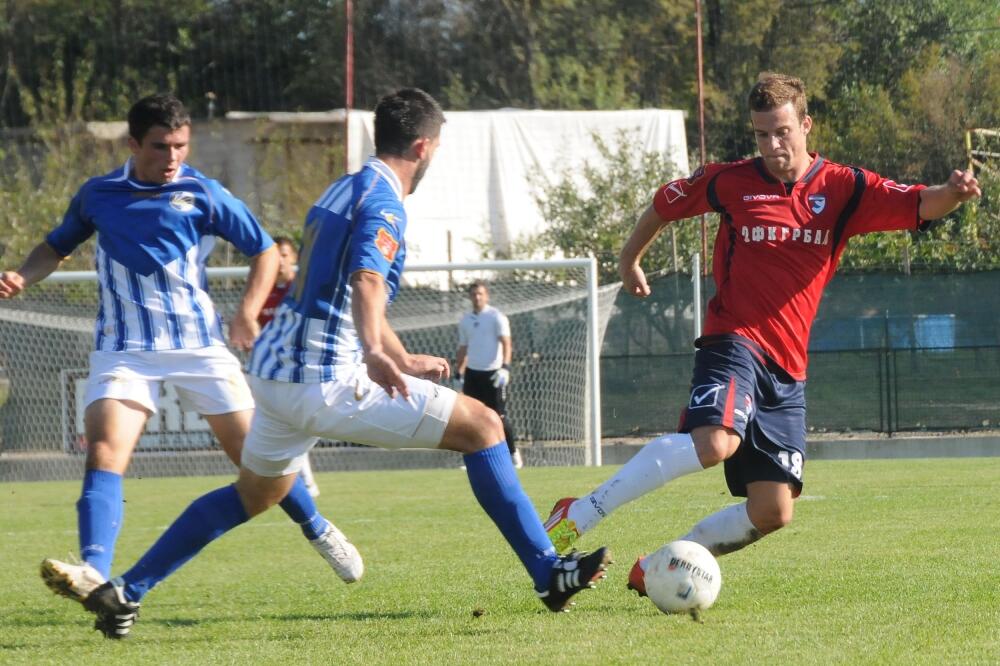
top-left (169, 191), bottom-right (196, 212)
top-left (808, 194), bottom-right (826, 214)
top-left (374, 227), bottom-right (399, 261)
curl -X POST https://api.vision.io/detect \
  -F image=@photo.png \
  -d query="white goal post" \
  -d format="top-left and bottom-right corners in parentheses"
top-left (0, 257), bottom-right (616, 482)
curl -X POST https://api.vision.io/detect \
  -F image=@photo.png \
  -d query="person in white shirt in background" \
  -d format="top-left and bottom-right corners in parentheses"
top-left (456, 280), bottom-right (522, 468)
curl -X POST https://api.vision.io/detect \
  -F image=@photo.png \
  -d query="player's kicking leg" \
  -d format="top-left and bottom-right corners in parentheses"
top-left (206, 408), bottom-right (362, 584)
top-left (626, 479), bottom-right (794, 596)
top-left (441, 394), bottom-right (611, 611)
top-left (544, 428), bottom-right (726, 552)
top-left (41, 398), bottom-right (148, 603)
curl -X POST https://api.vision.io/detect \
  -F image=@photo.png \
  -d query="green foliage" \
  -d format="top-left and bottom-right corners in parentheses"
top-left (522, 129), bottom-right (695, 282)
top-left (2, 0), bottom-right (999, 271)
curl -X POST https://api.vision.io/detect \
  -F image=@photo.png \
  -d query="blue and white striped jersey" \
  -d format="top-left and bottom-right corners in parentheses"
top-left (248, 159), bottom-right (407, 383)
top-left (46, 159), bottom-right (273, 352)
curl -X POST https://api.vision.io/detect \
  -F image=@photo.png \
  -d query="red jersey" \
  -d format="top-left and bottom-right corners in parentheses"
top-left (652, 154), bottom-right (926, 380)
top-left (258, 280), bottom-right (293, 327)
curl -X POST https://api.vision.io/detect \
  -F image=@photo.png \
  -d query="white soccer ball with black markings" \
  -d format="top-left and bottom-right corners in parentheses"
top-left (643, 540), bottom-right (722, 615)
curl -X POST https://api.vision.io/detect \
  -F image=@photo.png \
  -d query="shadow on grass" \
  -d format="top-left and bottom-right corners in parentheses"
top-left (143, 609), bottom-right (433, 628)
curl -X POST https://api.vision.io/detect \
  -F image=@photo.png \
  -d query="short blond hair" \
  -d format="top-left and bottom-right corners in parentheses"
top-left (748, 73), bottom-right (808, 121)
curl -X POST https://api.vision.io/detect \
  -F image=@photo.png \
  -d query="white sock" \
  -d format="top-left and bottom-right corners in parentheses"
top-left (682, 502), bottom-right (762, 556)
top-left (568, 433), bottom-right (703, 534)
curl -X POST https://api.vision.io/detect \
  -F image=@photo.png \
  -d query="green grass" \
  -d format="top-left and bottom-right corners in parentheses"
top-left (1, 459), bottom-right (998, 665)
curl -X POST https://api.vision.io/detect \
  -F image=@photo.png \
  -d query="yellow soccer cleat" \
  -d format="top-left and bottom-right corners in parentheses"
top-left (543, 497), bottom-right (580, 554)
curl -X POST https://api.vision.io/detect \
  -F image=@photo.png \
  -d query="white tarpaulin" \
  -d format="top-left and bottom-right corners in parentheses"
top-left (347, 109), bottom-right (688, 264)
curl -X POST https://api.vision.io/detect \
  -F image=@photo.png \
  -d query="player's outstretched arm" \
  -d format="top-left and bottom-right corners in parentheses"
top-left (918, 169), bottom-right (982, 220)
top-left (619, 204), bottom-right (671, 298)
top-left (0, 242), bottom-right (66, 299)
top-left (229, 244), bottom-right (279, 351)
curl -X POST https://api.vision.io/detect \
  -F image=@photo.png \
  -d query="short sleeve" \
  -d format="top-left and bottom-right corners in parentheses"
top-left (207, 181), bottom-right (273, 256)
top-left (458, 318), bottom-right (469, 346)
top-left (46, 188), bottom-right (96, 257)
top-left (845, 169), bottom-right (927, 238)
top-left (497, 312), bottom-right (511, 338)
top-left (651, 163), bottom-right (727, 222)
top-left (348, 203), bottom-right (405, 280)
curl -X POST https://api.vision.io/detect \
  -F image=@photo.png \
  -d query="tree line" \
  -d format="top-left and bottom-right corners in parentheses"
top-left (1, 0), bottom-right (997, 274)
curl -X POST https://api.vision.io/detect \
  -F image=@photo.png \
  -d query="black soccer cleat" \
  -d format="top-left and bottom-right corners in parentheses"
top-left (537, 546), bottom-right (612, 612)
top-left (82, 578), bottom-right (140, 639)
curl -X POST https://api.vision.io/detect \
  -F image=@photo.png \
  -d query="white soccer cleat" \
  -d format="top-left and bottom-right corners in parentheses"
top-left (40, 558), bottom-right (107, 602)
top-left (310, 523), bottom-right (364, 583)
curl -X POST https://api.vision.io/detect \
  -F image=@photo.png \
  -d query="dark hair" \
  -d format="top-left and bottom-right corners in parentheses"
top-left (748, 73), bottom-right (808, 121)
top-left (127, 93), bottom-right (191, 142)
top-left (374, 88), bottom-right (445, 156)
top-left (468, 280), bottom-right (489, 294)
top-left (272, 235), bottom-right (297, 251)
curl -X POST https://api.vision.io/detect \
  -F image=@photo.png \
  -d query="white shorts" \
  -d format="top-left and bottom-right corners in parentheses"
top-left (241, 366), bottom-right (458, 477)
top-left (83, 347), bottom-right (254, 415)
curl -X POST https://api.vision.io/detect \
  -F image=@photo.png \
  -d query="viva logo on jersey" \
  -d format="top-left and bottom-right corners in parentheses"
top-left (808, 194), bottom-right (826, 214)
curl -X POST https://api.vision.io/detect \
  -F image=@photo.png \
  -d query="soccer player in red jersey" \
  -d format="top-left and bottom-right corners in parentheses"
top-left (257, 236), bottom-right (298, 328)
top-left (544, 72), bottom-right (981, 594)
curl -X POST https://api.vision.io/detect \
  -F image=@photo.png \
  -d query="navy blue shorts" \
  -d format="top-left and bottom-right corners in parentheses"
top-left (677, 335), bottom-right (806, 498)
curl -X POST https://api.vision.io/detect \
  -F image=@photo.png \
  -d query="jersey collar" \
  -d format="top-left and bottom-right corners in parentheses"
top-left (118, 157), bottom-right (188, 188)
top-left (752, 152), bottom-right (824, 187)
top-left (365, 157), bottom-right (404, 202)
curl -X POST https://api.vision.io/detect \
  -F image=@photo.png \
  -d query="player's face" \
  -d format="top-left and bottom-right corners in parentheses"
top-left (751, 102), bottom-right (812, 180)
top-left (469, 286), bottom-right (488, 312)
top-left (129, 124), bottom-right (190, 184)
top-left (410, 135), bottom-right (440, 194)
top-left (277, 243), bottom-right (298, 283)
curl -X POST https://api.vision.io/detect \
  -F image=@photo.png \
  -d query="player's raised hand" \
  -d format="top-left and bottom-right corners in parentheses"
top-left (0, 271), bottom-right (26, 299)
top-left (946, 169), bottom-right (981, 202)
top-left (620, 263), bottom-right (651, 298)
top-left (406, 354), bottom-right (451, 382)
top-left (365, 348), bottom-right (410, 399)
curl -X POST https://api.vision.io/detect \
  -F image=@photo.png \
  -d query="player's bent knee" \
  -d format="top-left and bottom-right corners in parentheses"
top-left (235, 469), bottom-right (294, 518)
top-left (747, 503), bottom-right (794, 535)
top-left (691, 426), bottom-right (740, 468)
top-left (439, 396), bottom-right (505, 454)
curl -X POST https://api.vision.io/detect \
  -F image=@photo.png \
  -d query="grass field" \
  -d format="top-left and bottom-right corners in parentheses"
top-left (1, 458), bottom-right (998, 665)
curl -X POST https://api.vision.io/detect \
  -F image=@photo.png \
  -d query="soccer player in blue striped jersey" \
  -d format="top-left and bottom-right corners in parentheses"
top-left (0, 94), bottom-right (356, 613)
top-left (74, 88), bottom-right (610, 638)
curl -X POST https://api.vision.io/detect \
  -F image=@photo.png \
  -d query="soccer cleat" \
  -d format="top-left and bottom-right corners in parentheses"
top-left (40, 558), bottom-right (106, 602)
top-left (83, 579), bottom-right (140, 640)
top-left (537, 546), bottom-right (612, 612)
top-left (543, 497), bottom-right (580, 554)
top-left (310, 523), bottom-right (364, 583)
top-left (626, 556), bottom-right (648, 597)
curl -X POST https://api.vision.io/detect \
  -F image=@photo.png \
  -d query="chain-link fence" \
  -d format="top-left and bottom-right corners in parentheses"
top-left (601, 270), bottom-right (1000, 437)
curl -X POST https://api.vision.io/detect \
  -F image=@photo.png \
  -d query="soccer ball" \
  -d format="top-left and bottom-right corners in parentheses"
top-left (643, 540), bottom-right (722, 615)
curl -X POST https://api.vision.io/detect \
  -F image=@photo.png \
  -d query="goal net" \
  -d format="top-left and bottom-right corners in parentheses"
top-left (0, 259), bottom-right (619, 482)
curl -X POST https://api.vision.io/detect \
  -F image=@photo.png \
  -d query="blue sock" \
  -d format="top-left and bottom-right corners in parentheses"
top-left (463, 443), bottom-right (557, 591)
top-left (121, 484), bottom-right (248, 602)
top-left (278, 476), bottom-right (329, 540)
top-left (77, 469), bottom-right (123, 579)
